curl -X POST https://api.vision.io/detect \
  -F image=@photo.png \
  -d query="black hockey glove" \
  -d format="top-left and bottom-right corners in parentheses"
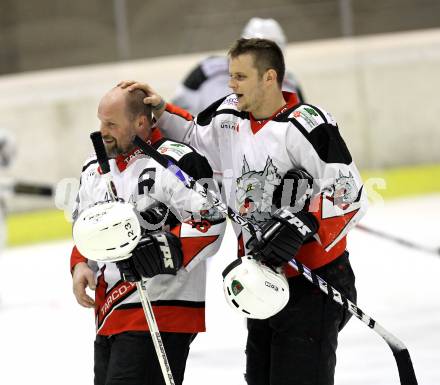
top-left (249, 207), bottom-right (318, 267)
top-left (272, 169), bottom-right (315, 210)
top-left (139, 203), bottom-right (171, 233)
top-left (117, 231), bottom-right (183, 282)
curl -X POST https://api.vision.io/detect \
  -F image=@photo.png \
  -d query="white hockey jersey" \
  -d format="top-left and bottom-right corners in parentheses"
top-left (172, 56), bottom-right (305, 115)
top-left (70, 130), bottom-right (226, 335)
top-left (156, 94), bottom-right (368, 277)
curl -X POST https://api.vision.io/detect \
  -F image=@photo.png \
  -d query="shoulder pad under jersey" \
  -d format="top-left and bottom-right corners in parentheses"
top-left (288, 104), bottom-right (338, 133)
top-left (155, 138), bottom-right (213, 180)
top-left (155, 140), bottom-right (194, 162)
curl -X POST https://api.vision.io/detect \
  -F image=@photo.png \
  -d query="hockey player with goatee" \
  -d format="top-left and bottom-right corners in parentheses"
top-left (120, 36), bottom-right (368, 385)
top-left (70, 85), bottom-right (226, 385)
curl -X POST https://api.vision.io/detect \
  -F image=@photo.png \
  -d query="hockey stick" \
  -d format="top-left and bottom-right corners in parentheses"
top-left (356, 224), bottom-right (440, 256)
top-left (0, 180), bottom-right (53, 197)
top-left (90, 132), bottom-right (175, 385)
top-left (133, 135), bottom-right (418, 385)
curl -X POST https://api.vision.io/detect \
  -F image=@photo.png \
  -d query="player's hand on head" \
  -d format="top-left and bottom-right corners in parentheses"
top-left (249, 207), bottom-right (318, 267)
top-left (116, 231), bottom-right (183, 282)
top-left (117, 80), bottom-right (164, 110)
top-left (117, 80), bottom-right (136, 89)
top-left (72, 262), bottom-right (96, 308)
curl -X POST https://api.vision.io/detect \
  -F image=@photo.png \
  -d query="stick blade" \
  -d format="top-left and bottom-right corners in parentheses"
top-left (394, 349), bottom-right (418, 385)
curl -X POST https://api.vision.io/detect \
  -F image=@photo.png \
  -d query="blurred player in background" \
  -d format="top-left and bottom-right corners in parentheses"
top-left (0, 129), bottom-right (54, 252)
top-left (172, 17), bottom-right (305, 115)
top-left (0, 129), bottom-right (16, 250)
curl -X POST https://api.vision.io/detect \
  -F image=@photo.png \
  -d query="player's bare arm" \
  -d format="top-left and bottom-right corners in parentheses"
top-left (72, 261), bottom-right (96, 308)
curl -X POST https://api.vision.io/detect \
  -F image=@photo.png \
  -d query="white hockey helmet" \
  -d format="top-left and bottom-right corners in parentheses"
top-left (73, 201), bottom-right (141, 262)
top-left (222, 255), bottom-right (289, 319)
top-left (241, 17), bottom-right (287, 51)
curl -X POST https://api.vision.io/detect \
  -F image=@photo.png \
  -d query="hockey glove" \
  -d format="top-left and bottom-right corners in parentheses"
top-left (117, 231), bottom-right (183, 282)
top-left (272, 169), bottom-right (315, 210)
top-left (249, 207), bottom-right (318, 267)
top-left (139, 203), bottom-right (170, 232)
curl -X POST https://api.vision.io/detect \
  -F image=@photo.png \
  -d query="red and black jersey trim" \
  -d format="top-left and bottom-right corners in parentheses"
top-left (249, 97), bottom-right (298, 135)
top-left (97, 302), bottom-right (206, 335)
top-left (96, 279), bottom-right (138, 330)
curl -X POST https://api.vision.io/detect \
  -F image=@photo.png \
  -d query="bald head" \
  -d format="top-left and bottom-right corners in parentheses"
top-left (100, 86), bottom-right (152, 123)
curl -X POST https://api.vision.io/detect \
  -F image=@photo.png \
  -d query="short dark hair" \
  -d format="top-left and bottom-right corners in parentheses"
top-left (228, 38), bottom-right (285, 88)
top-left (125, 88), bottom-right (152, 123)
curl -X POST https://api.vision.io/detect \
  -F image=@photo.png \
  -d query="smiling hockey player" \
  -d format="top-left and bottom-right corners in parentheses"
top-left (119, 36), bottom-right (368, 385)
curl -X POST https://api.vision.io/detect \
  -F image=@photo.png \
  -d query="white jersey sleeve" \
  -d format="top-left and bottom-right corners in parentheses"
top-left (155, 101), bottom-right (226, 177)
top-left (286, 104), bottom-right (368, 250)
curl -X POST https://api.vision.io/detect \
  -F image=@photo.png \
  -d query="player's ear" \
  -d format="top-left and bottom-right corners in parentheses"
top-left (265, 69), bottom-right (278, 85)
top-left (137, 114), bottom-right (149, 130)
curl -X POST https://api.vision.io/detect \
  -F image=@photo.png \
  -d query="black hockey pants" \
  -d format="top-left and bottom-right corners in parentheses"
top-left (94, 331), bottom-right (196, 385)
top-left (245, 251), bottom-right (357, 385)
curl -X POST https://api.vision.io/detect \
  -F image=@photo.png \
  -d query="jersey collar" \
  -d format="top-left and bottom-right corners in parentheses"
top-left (249, 91), bottom-right (300, 135)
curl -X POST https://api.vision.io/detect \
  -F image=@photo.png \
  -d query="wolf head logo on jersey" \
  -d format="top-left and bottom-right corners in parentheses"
top-left (236, 156), bottom-right (282, 224)
top-left (331, 170), bottom-right (359, 209)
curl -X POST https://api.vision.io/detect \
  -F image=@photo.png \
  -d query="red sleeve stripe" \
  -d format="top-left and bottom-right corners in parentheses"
top-left (165, 103), bottom-right (193, 122)
top-left (70, 245), bottom-right (87, 273)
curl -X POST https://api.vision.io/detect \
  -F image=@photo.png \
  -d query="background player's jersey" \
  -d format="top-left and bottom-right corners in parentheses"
top-left (0, 129), bottom-right (16, 251)
top-left (172, 56), bottom-right (305, 115)
top-left (70, 131), bottom-right (226, 335)
top-left (156, 94), bottom-right (368, 277)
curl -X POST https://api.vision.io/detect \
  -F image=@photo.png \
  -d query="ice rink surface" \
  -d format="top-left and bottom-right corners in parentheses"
top-left (1, 194), bottom-right (439, 385)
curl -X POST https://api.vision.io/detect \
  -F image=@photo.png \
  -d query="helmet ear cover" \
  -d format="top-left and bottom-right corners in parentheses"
top-left (222, 255), bottom-right (289, 319)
